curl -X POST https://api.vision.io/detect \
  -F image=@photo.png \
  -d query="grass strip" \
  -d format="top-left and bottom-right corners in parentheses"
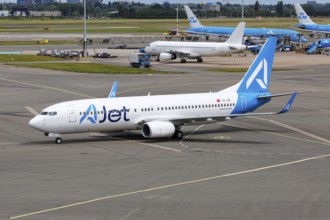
top-left (0, 41), bottom-right (77, 45)
top-left (0, 54), bottom-right (64, 62)
top-left (8, 62), bottom-right (185, 74)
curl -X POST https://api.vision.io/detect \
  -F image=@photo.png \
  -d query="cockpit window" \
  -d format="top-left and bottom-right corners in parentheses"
top-left (40, 111), bottom-right (57, 116)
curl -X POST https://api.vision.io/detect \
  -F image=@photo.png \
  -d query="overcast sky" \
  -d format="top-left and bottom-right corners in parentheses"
top-left (0, 0), bottom-right (329, 5)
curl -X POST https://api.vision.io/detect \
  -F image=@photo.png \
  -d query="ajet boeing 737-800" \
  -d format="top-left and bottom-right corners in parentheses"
top-left (184, 5), bottom-right (307, 43)
top-left (294, 3), bottom-right (330, 34)
top-left (145, 22), bottom-right (246, 63)
top-left (29, 37), bottom-right (299, 144)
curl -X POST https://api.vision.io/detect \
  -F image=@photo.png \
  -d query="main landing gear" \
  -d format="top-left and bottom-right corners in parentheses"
top-left (172, 129), bottom-right (183, 139)
top-left (180, 58), bottom-right (187, 63)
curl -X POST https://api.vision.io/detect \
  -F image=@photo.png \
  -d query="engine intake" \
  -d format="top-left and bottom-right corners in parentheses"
top-left (142, 121), bottom-right (175, 138)
top-left (159, 52), bottom-right (176, 60)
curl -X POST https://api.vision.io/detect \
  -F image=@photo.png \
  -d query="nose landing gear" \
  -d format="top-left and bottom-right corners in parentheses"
top-left (45, 133), bottom-right (63, 144)
top-left (55, 138), bottom-right (63, 144)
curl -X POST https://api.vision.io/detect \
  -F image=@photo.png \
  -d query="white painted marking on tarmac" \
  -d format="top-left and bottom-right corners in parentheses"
top-left (119, 208), bottom-right (140, 220)
top-left (179, 124), bottom-right (204, 151)
top-left (249, 116), bottom-right (330, 144)
top-left (10, 153), bottom-right (330, 220)
top-left (111, 137), bottom-right (182, 153)
top-left (0, 77), bottom-right (94, 98)
top-left (140, 142), bottom-right (183, 153)
top-left (220, 122), bottom-right (330, 147)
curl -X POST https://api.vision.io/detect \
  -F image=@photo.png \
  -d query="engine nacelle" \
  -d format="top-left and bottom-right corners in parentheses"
top-left (142, 121), bottom-right (175, 138)
top-left (159, 52), bottom-right (176, 60)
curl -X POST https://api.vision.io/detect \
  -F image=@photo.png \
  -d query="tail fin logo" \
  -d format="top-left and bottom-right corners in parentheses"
top-left (246, 58), bottom-right (268, 90)
top-left (298, 12), bottom-right (308, 20)
top-left (189, 16), bottom-right (197, 23)
top-left (80, 104), bottom-right (97, 124)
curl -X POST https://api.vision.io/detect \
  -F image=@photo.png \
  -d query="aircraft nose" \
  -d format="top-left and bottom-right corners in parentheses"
top-left (29, 116), bottom-right (44, 131)
top-left (144, 46), bottom-right (151, 53)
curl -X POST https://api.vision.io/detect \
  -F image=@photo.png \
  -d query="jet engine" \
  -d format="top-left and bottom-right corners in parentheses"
top-left (142, 121), bottom-right (175, 138)
top-left (159, 52), bottom-right (177, 60)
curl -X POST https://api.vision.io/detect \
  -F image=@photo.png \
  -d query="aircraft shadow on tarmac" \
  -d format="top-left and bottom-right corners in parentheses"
top-left (22, 125), bottom-right (282, 146)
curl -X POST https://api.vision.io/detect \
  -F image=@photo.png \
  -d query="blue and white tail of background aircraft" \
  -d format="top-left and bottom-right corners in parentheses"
top-left (184, 5), bottom-right (307, 43)
top-left (108, 80), bottom-right (118, 98)
top-left (29, 37), bottom-right (302, 144)
top-left (294, 3), bottom-right (330, 34)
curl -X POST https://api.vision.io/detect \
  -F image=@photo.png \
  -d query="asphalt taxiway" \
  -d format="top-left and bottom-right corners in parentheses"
top-left (0, 60), bottom-right (329, 220)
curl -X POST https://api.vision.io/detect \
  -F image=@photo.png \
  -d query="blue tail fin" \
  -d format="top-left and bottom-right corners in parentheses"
top-left (108, 80), bottom-right (118, 98)
top-left (236, 37), bottom-right (277, 93)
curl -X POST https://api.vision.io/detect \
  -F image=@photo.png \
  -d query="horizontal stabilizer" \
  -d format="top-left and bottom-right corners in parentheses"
top-left (257, 90), bottom-right (314, 99)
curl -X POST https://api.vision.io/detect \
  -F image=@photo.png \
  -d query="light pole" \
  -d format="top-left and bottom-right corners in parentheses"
top-left (241, 0), bottom-right (244, 22)
top-left (176, 4), bottom-right (179, 36)
top-left (83, 0), bottom-right (87, 57)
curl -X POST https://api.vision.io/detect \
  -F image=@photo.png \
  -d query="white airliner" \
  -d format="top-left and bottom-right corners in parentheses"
top-left (144, 22), bottom-right (246, 63)
top-left (29, 37), bottom-right (299, 144)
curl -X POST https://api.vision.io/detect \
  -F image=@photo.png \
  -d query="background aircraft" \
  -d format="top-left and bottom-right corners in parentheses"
top-left (306, 38), bottom-right (330, 54)
top-left (145, 22), bottom-right (246, 63)
top-left (294, 3), bottom-right (330, 34)
top-left (29, 37), bottom-right (299, 144)
top-left (184, 5), bottom-right (307, 43)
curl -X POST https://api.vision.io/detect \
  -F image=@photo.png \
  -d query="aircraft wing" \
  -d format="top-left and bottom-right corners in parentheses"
top-left (137, 93), bottom-right (297, 127)
top-left (166, 49), bottom-right (200, 58)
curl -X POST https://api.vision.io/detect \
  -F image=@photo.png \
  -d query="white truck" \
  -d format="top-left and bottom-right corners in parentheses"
top-left (129, 52), bottom-right (151, 68)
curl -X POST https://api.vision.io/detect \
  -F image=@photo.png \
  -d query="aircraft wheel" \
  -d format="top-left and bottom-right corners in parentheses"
top-left (172, 130), bottom-right (183, 139)
top-left (180, 59), bottom-right (186, 63)
top-left (55, 138), bottom-right (63, 144)
top-left (176, 131), bottom-right (183, 139)
top-left (197, 58), bottom-right (203, 63)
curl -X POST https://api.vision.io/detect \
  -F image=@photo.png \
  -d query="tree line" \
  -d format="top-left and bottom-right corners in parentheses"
top-left (0, 1), bottom-right (329, 19)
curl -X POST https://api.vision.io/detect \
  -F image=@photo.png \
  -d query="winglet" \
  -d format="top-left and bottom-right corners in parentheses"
top-left (108, 80), bottom-right (119, 98)
top-left (278, 92), bottom-right (297, 114)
